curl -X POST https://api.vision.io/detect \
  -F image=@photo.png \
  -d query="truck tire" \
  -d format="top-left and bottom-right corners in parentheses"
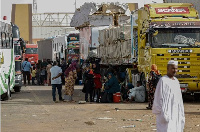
top-left (14, 86), bottom-right (21, 92)
top-left (4, 81), bottom-right (12, 100)
top-left (194, 93), bottom-right (200, 101)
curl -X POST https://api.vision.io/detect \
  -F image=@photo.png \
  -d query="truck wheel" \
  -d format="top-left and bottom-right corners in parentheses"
top-left (4, 82), bottom-right (12, 100)
top-left (14, 86), bottom-right (21, 92)
top-left (194, 93), bottom-right (200, 101)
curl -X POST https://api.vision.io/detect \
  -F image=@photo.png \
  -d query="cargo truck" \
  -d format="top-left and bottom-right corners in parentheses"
top-left (38, 36), bottom-right (66, 63)
top-left (66, 33), bottom-right (80, 61)
top-left (13, 24), bottom-right (22, 92)
top-left (23, 44), bottom-right (38, 65)
top-left (137, 3), bottom-right (200, 100)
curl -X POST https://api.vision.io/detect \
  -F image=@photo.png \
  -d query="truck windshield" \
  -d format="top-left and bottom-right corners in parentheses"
top-left (15, 61), bottom-right (21, 71)
top-left (25, 48), bottom-right (38, 54)
top-left (151, 28), bottom-right (200, 48)
top-left (14, 45), bottom-right (21, 55)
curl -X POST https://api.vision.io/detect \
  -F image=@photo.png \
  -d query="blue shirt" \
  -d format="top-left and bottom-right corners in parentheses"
top-left (22, 61), bottom-right (32, 72)
top-left (50, 66), bottom-right (62, 84)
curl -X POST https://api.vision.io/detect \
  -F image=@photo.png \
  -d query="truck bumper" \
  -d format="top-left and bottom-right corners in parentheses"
top-left (15, 79), bottom-right (22, 87)
top-left (180, 81), bottom-right (200, 93)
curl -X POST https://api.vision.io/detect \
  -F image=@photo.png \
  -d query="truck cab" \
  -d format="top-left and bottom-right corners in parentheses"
top-left (137, 3), bottom-right (200, 99)
top-left (24, 44), bottom-right (38, 66)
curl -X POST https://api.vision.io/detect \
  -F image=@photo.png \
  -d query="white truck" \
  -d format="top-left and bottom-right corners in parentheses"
top-left (38, 35), bottom-right (66, 62)
top-left (0, 20), bottom-right (15, 100)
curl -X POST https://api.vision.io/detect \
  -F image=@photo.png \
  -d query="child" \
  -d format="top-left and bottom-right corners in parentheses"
top-left (31, 67), bottom-right (36, 85)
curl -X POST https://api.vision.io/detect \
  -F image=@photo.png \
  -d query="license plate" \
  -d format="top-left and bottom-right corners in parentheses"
top-left (168, 49), bottom-right (191, 53)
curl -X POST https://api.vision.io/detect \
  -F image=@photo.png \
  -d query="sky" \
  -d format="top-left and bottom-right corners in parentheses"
top-left (1, 0), bottom-right (163, 22)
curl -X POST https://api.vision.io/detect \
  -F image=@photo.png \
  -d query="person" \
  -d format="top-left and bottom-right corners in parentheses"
top-left (104, 73), bottom-right (120, 102)
top-left (22, 58), bottom-right (32, 86)
top-left (50, 61), bottom-right (63, 102)
top-left (83, 64), bottom-right (94, 102)
top-left (92, 63), bottom-right (102, 102)
top-left (60, 58), bottom-right (67, 85)
top-left (128, 81), bottom-right (145, 102)
top-left (104, 64), bottom-right (115, 77)
top-left (152, 60), bottom-right (185, 132)
top-left (41, 58), bottom-right (48, 68)
top-left (146, 64), bottom-right (161, 110)
top-left (41, 59), bottom-right (48, 83)
top-left (31, 67), bottom-right (36, 85)
top-left (36, 60), bottom-right (42, 85)
top-left (64, 61), bottom-right (77, 102)
top-left (40, 66), bottom-right (46, 85)
top-left (46, 61), bottom-right (52, 86)
top-left (121, 83), bottom-right (134, 101)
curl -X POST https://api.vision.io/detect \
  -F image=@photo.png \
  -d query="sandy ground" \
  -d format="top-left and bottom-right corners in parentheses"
top-left (1, 85), bottom-right (200, 132)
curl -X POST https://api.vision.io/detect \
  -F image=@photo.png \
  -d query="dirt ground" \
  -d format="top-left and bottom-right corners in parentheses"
top-left (1, 85), bottom-right (200, 132)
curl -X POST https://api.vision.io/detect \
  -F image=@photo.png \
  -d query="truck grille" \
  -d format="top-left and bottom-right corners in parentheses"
top-left (156, 52), bottom-right (200, 80)
top-left (175, 74), bottom-right (197, 78)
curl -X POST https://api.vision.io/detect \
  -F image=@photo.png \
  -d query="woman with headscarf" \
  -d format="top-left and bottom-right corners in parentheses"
top-left (104, 73), bottom-right (120, 102)
top-left (146, 64), bottom-right (161, 109)
top-left (83, 64), bottom-right (94, 102)
top-left (64, 61), bottom-right (77, 102)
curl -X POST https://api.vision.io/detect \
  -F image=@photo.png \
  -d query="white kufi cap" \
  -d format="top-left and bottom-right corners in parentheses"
top-left (168, 60), bottom-right (178, 66)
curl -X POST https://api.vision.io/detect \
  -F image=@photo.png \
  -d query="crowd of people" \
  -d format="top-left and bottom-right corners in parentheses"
top-left (22, 58), bottom-right (171, 107)
top-left (25, 57), bottom-right (153, 104)
top-left (22, 57), bottom-right (161, 106)
top-left (23, 58), bottom-right (185, 131)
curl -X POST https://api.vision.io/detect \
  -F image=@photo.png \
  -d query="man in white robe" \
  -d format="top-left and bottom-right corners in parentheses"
top-left (152, 60), bottom-right (185, 132)
top-left (128, 81), bottom-right (145, 102)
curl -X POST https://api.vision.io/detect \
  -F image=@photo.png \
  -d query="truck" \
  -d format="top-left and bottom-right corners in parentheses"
top-left (97, 3), bottom-right (200, 100)
top-left (13, 24), bottom-right (23, 92)
top-left (23, 44), bottom-right (38, 65)
top-left (66, 33), bottom-right (80, 61)
top-left (38, 36), bottom-right (66, 63)
top-left (0, 20), bottom-right (15, 100)
top-left (136, 3), bottom-right (200, 100)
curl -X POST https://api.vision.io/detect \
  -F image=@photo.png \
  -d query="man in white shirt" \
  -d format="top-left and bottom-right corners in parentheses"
top-left (128, 81), bottom-right (145, 102)
top-left (152, 60), bottom-right (185, 132)
top-left (50, 61), bottom-right (63, 102)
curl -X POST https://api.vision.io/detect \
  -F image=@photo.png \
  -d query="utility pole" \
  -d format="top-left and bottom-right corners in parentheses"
top-left (75, 0), bottom-right (77, 11)
top-left (33, 0), bottom-right (37, 13)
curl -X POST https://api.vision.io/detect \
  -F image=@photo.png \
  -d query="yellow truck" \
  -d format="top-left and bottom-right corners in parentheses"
top-left (137, 3), bottom-right (200, 100)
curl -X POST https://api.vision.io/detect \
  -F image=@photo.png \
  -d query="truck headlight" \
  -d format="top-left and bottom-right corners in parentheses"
top-left (15, 74), bottom-right (22, 80)
top-left (180, 83), bottom-right (188, 88)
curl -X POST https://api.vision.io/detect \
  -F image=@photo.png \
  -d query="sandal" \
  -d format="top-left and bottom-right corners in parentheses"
top-left (146, 107), bottom-right (152, 110)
